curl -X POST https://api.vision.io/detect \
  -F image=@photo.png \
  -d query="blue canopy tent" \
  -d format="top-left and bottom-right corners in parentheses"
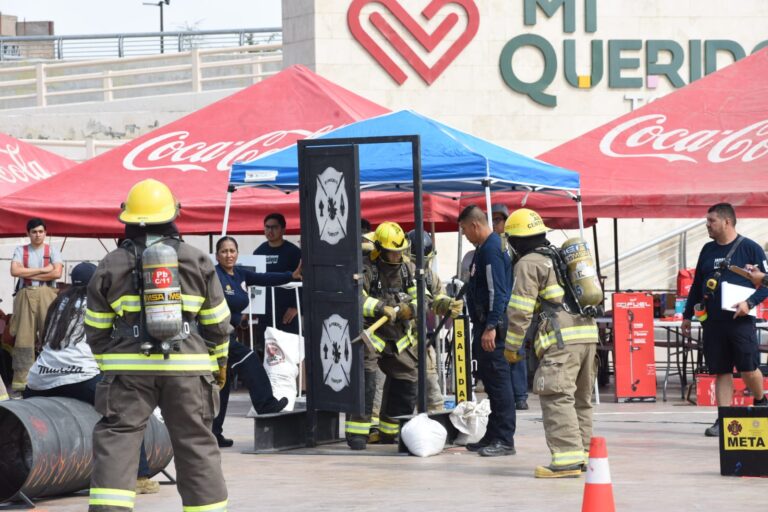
top-left (225, 110), bottom-right (584, 234)
top-left (224, 110), bottom-right (590, 415)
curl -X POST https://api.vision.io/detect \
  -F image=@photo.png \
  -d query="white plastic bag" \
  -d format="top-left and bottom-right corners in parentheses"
top-left (449, 399), bottom-right (490, 445)
top-left (401, 413), bottom-right (447, 457)
top-left (251, 326), bottom-right (304, 414)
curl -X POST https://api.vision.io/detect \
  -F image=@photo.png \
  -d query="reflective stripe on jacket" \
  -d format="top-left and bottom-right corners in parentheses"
top-left (85, 237), bottom-right (232, 375)
top-left (506, 251), bottom-right (596, 359)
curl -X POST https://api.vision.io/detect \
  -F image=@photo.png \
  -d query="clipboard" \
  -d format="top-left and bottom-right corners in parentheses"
top-left (721, 281), bottom-right (757, 316)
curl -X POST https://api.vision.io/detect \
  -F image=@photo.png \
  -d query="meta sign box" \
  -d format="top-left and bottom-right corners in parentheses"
top-left (719, 406), bottom-right (768, 477)
top-left (612, 293), bottom-right (657, 401)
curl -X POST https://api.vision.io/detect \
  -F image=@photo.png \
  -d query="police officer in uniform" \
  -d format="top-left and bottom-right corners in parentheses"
top-left (504, 208), bottom-right (598, 478)
top-left (345, 222), bottom-right (461, 450)
top-left (85, 179), bottom-right (231, 511)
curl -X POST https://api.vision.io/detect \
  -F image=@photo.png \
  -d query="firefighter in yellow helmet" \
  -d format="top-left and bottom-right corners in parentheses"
top-left (346, 222), bottom-right (462, 450)
top-left (85, 178), bottom-right (231, 511)
top-left (504, 208), bottom-right (598, 479)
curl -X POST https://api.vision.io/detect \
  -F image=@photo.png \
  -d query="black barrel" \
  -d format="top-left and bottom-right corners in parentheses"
top-left (0, 396), bottom-right (173, 503)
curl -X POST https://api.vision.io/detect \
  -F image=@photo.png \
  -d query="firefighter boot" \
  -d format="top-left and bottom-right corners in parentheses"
top-left (347, 434), bottom-right (368, 451)
top-left (534, 464), bottom-right (583, 479)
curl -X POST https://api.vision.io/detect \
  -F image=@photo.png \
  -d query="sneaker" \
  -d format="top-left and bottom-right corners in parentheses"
top-left (258, 397), bottom-right (289, 415)
top-left (465, 440), bottom-right (489, 452)
top-left (135, 477), bottom-right (160, 494)
top-left (753, 395), bottom-right (768, 406)
top-left (347, 434), bottom-right (368, 451)
top-left (216, 435), bottom-right (234, 448)
top-left (479, 441), bottom-right (516, 457)
top-left (515, 400), bottom-right (529, 410)
top-left (704, 420), bottom-right (720, 437)
top-left (535, 464), bottom-right (583, 478)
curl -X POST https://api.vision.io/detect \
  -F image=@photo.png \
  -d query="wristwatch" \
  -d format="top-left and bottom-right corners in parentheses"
top-left (747, 298), bottom-right (756, 310)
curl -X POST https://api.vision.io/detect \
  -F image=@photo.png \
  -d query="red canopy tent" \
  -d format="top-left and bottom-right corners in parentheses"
top-left (520, 48), bottom-right (768, 220)
top-left (0, 132), bottom-right (75, 199)
top-left (0, 65), bottom-right (458, 237)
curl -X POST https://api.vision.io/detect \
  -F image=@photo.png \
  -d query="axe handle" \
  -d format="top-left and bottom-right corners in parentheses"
top-left (368, 305), bottom-right (400, 336)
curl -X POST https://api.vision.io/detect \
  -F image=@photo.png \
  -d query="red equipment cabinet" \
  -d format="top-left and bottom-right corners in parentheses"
top-left (612, 293), bottom-right (657, 401)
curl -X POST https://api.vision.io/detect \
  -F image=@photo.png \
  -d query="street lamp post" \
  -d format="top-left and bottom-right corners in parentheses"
top-left (143, 0), bottom-right (170, 54)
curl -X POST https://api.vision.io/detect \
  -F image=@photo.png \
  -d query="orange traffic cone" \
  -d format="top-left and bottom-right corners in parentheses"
top-left (581, 437), bottom-right (615, 512)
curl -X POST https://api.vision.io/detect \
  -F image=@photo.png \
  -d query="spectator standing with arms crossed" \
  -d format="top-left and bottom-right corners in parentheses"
top-left (682, 203), bottom-right (768, 438)
top-left (9, 218), bottom-right (63, 394)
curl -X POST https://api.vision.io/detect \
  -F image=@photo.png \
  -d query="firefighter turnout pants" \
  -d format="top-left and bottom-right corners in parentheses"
top-left (9, 286), bottom-right (58, 390)
top-left (346, 344), bottom-right (418, 441)
top-left (533, 342), bottom-right (597, 468)
top-left (89, 374), bottom-right (227, 512)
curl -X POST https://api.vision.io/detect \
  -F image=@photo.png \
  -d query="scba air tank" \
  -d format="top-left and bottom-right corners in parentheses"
top-left (142, 242), bottom-right (183, 341)
top-left (560, 237), bottom-right (602, 308)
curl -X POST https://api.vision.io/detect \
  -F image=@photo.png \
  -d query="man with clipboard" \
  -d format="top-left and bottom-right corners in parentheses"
top-left (681, 203), bottom-right (768, 437)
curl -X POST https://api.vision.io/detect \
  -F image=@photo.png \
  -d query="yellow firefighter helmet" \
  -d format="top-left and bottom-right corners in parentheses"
top-left (504, 208), bottom-right (549, 238)
top-left (119, 179), bottom-right (180, 225)
top-left (374, 221), bottom-right (410, 252)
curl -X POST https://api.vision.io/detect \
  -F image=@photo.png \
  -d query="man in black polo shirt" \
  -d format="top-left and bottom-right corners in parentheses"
top-left (682, 203), bottom-right (768, 437)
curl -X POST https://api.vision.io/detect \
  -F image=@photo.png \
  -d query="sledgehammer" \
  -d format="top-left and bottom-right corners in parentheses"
top-left (351, 306), bottom-right (399, 352)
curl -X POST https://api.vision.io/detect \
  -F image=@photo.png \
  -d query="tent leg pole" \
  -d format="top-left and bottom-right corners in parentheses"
top-left (456, 222), bottom-right (463, 279)
top-left (613, 218), bottom-right (620, 292)
top-left (484, 184), bottom-right (492, 226)
top-left (576, 192), bottom-right (585, 238)
top-left (412, 137), bottom-right (427, 414)
top-left (221, 187), bottom-right (234, 237)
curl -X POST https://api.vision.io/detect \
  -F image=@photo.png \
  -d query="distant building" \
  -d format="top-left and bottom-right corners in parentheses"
top-left (0, 14), bottom-right (54, 59)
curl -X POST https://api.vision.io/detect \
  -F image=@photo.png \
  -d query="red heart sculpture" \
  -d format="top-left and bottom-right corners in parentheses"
top-left (348, 0), bottom-right (480, 85)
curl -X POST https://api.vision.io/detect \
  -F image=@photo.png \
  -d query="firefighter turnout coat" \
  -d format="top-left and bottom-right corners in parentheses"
top-left (505, 250), bottom-right (598, 469)
top-left (85, 235), bottom-right (231, 512)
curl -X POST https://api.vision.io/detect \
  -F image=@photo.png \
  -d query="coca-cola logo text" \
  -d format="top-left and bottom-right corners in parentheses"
top-left (600, 114), bottom-right (768, 164)
top-left (123, 126), bottom-right (335, 173)
top-left (0, 144), bottom-right (54, 184)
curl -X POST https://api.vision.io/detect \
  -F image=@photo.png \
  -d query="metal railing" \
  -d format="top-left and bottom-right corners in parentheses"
top-left (0, 43), bottom-right (283, 109)
top-left (0, 28), bottom-right (282, 61)
top-left (600, 219), bottom-right (768, 293)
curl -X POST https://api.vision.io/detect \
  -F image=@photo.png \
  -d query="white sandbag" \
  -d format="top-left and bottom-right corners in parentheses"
top-left (448, 399), bottom-right (490, 445)
top-left (401, 413), bottom-right (447, 457)
top-left (260, 327), bottom-right (303, 412)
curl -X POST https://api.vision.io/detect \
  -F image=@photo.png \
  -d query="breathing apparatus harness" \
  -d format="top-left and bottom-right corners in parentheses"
top-left (114, 236), bottom-right (193, 359)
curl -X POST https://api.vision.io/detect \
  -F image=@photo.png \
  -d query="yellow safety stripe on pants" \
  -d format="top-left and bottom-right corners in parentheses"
top-left (110, 295), bottom-right (141, 316)
top-left (198, 300), bottom-right (229, 326)
top-left (213, 341), bottom-right (229, 360)
top-left (209, 354), bottom-right (220, 372)
top-left (11, 381), bottom-right (26, 391)
top-left (181, 294), bottom-right (206, 313)
top-left (379, 420), bottom-right (399, 435)
top-left (508, 294), bottom-right (536, 313)
top-left (94, 353), bottom-right (214, 372)
top-left (584, 450), bottom-right (591, 463)
top-left (182, 500), bottom-right (228, 512)
top-left (0, 393), bottom-right (8, 401)
top-left (505, 330), bottom-right (525, 352)
top-left (552, 450), bottom-right (586, 467)
top-left (363, 297), bottom-right (380, 318)
top-left (89, 488), bottom-right (136, 509)
top-left (368, 332), bottom-right (387, 352)
top-left (85, 308), bottom-right (116, 329)
top-left (345, 421), bottom-right (372, 435)
top-left (407, 285), bottom-right (417, 299)
top-left (539, 284), bottom-right (565, 300)
top-left (534, 325), bottom-right (598, 357)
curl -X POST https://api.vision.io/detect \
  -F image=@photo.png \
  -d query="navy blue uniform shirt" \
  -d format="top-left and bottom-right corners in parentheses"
top-left (683, 235), bottom-right (768, 323)
top-left (253, 241), bottom-right (302, 323)
top-left (466, 232), bottom-right (512, 330)
top-left (215, 264), bottom-right (292, 327)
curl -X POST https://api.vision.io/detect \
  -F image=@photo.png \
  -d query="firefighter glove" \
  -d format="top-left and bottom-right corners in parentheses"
top-left (215, 366), bottom-right (227, 388)
top-left (381, 305), bottom-right (398, 324)
top-left (504, 349), bottom-right (524, 364)
top-left (397, 302), bottom-right (414, 320)
top-left (448, 299), bottom-right (464, 318)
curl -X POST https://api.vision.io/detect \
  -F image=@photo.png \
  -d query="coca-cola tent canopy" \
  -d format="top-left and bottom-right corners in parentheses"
top-left (0, 65), bottom-right (457, 237)
top-left (514, 48), bottom-right (768, 220)
top-left (0, 133), bottom-right (75, 198)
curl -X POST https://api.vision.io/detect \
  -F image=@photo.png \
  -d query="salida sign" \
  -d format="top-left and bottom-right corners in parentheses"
top-left (348, 0), bottom-right (768, 107)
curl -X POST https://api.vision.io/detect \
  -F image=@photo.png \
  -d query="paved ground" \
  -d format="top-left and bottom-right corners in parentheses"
top-left (17, 382), bottom-right (762, 512)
